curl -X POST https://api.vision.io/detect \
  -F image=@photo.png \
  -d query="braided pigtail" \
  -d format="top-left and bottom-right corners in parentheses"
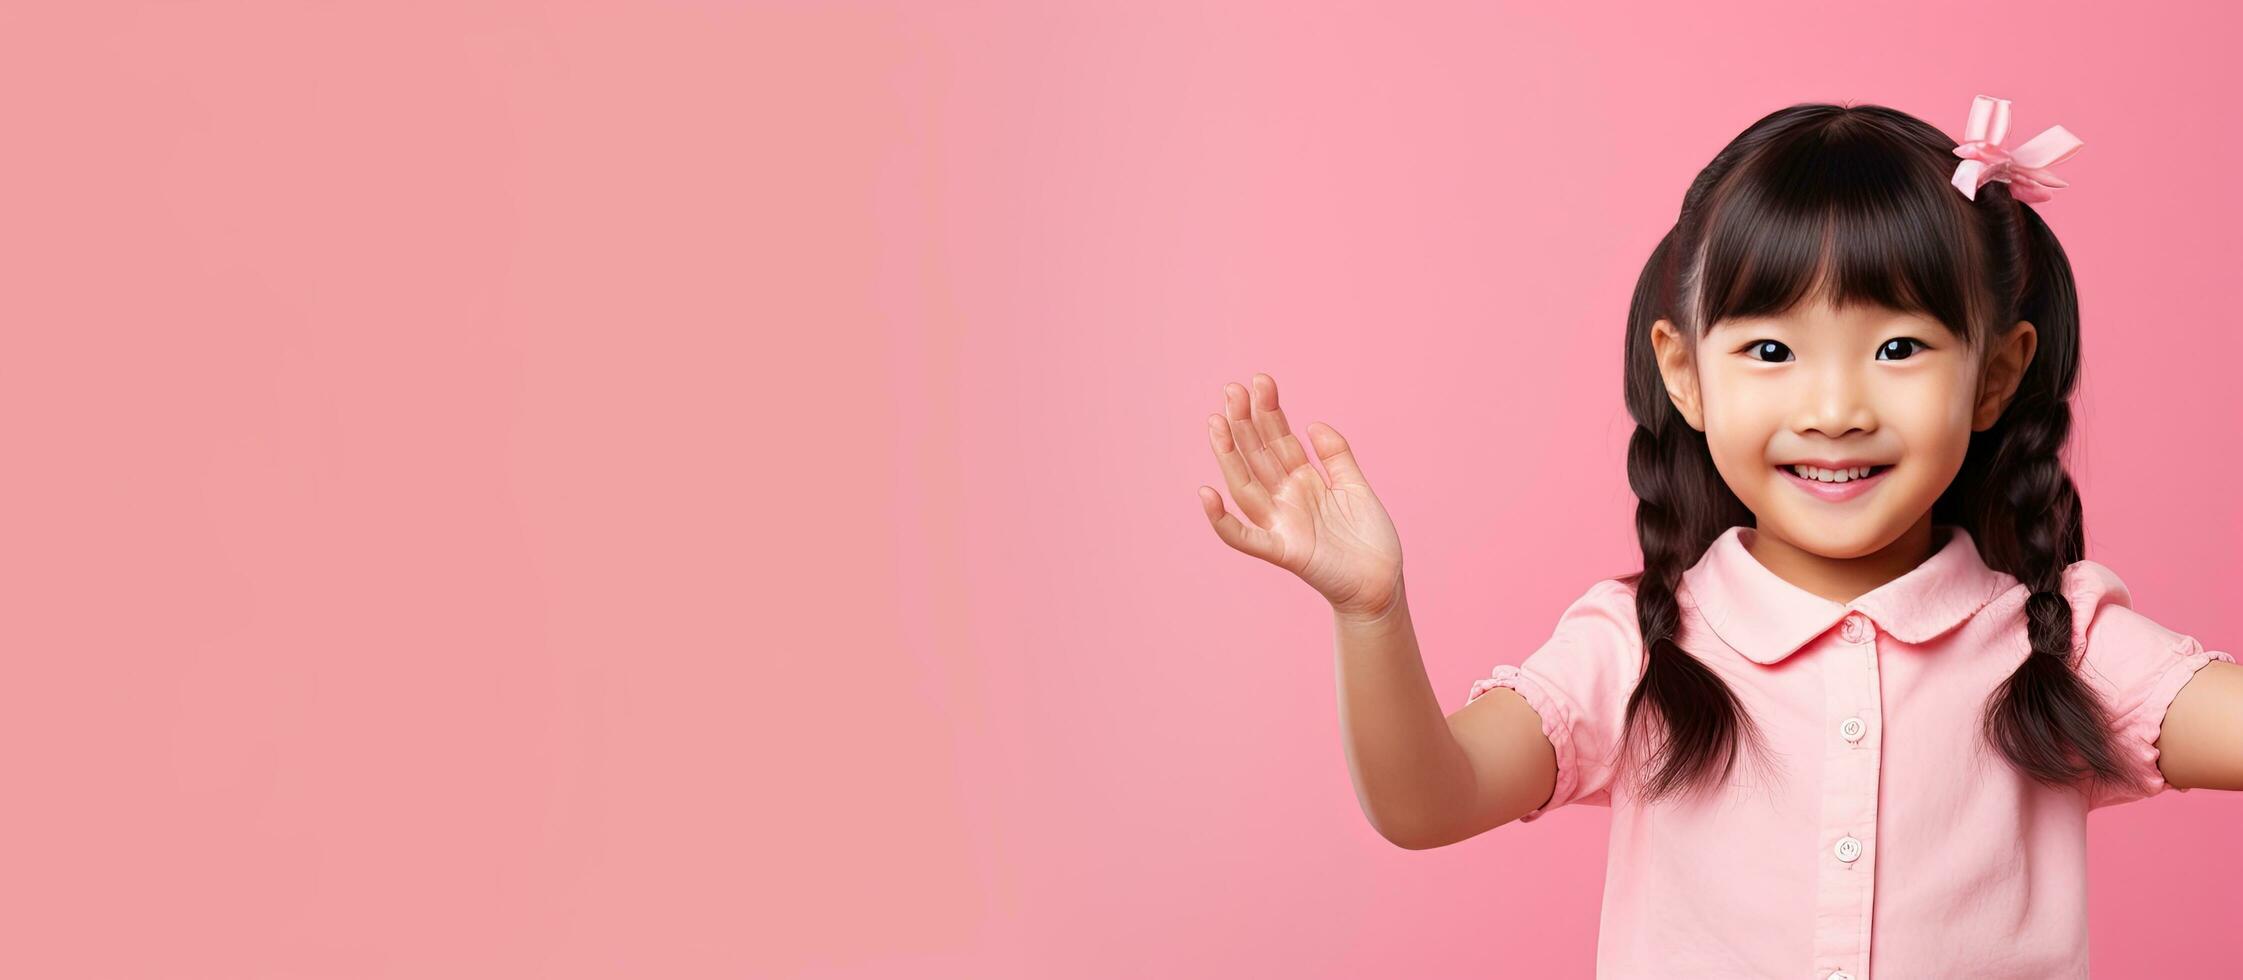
top-left (1617, 227), bottom-right (1768, 805)
top-left (1964, 195), bottom-right (2135, 793)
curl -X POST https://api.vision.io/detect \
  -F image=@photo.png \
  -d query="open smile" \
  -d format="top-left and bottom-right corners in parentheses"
top-left (1777, 464), bottom-right (1893, 502)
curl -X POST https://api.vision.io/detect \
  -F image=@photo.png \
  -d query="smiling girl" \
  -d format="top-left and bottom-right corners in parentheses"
top-left (1197, 96), bottom-right (2243, 978)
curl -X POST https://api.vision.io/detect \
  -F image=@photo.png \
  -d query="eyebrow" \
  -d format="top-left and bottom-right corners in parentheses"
top-left (1706, 315), bottom-right (1957, 338)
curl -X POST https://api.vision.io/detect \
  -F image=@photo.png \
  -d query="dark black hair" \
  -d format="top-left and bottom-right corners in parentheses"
top-left (1616, 100), bottom-right (2128, 806)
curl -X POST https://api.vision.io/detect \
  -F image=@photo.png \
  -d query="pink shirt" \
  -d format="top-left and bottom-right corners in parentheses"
top-left (1466, 523), bottom-right (2233, 979)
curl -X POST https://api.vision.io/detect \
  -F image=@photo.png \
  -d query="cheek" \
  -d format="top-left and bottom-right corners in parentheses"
top-left (1887, 379), bottom-right (1979, 458)
top-left (1701, 426), bottom-right (1778, 500)
top-left (1697, 386), bottom-right (1781, 462)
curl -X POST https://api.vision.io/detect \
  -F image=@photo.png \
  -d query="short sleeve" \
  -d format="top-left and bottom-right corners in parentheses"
top-left (2061, 560), bottom-right (2238, 809)
top-left (1464, 578), bottom-right (1643, 822)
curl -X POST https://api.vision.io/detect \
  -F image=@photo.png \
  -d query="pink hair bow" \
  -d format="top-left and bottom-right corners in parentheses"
top-left (1950, 94), bottom-right (2083, 203)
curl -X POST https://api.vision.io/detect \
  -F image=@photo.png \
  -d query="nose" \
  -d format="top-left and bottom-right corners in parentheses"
top-left (1791, 362), bottom-right (1877, 439)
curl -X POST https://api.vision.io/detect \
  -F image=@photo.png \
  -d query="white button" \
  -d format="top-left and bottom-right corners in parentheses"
top-left (1839, 717), bottom-right (1865, 742)
top-left (1840, 613), bottom-right (1872, 643)
top-left (1834, 835), bottom-right (1862, 862)
top-left (1831, 972), bottom-right (1856, 980)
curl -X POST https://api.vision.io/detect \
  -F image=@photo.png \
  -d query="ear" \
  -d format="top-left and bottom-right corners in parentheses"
top-left (1650, 318), bottom-right (1706, 431)
top-left (1973, 320), bottom-right (2038, 430)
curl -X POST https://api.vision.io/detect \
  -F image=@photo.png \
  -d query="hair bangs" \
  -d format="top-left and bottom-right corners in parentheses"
top-left (1689, 121), bottom-right (1992, 351)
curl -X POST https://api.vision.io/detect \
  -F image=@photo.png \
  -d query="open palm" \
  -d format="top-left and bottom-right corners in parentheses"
top-left (1197, 373), bottom-right (1404, 619)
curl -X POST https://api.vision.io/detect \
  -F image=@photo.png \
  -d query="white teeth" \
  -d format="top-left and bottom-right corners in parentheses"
top-left (1787, 464), bottom-right (1880, 483)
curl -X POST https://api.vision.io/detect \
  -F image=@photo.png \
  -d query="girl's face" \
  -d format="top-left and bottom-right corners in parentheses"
top-left (1650, 294), bottom-right (2037, 564)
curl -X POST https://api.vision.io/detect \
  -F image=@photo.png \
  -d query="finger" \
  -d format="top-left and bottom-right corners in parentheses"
top-left (1199, 485), bottom-right (1277, 561)
top-left (1207, 413), bottom-right (1276, 525)
top-left (1306, 421), bottom-right (1371, 488)
top-left (1248, 373), bottom-right (1314, 478)
top-left (1224, 381), bottom-right (1290, 490)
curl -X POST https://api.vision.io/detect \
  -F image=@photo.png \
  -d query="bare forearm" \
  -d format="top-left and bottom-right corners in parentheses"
top-left (1333, 579), bottom-right (1477, 848)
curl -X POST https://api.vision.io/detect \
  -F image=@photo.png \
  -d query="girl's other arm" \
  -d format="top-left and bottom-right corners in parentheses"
top-left (2153, 661), bottom-right (2243, 791)
top-left (1332, 585), bottom-right (1560, 849)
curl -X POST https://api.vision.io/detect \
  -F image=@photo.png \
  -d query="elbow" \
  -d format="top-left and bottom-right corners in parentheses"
top-left (1366, 810), bottom-right (1466, 851)
top-left (1354, 769), bottom-right (1485, 850)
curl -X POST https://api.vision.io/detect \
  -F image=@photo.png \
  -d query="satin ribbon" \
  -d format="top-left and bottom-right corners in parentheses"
top-left (1950, 94), bottom-right (2083, 203)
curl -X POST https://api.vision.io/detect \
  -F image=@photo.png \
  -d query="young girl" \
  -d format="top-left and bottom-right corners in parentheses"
top-left (1196, 95), bottom-right (2243, 978)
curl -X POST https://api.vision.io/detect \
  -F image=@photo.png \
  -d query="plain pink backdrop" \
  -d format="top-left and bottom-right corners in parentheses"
top-left (2, 2), bottom-right (2236, 977)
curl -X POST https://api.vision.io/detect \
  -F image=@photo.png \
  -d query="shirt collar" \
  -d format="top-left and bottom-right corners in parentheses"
top-left (1680, 523), bottom-right (2016, 665)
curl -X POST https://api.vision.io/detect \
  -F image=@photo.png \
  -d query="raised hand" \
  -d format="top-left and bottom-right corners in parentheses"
top-left (1197, 373), bottom-right (1405, 619)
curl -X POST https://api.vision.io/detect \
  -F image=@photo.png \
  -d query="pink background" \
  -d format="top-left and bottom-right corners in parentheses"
top-left (3, 2), bottom-right (2237, 977)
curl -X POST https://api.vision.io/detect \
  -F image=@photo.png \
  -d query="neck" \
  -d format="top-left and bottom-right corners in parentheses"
top-left (1744, 515), bottom-right (1945, 605)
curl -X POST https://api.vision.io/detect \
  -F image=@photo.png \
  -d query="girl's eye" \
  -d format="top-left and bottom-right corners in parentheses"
top-left (1877, 337), bottom-right (1931, 360)
top-left (1741, 340), bottom-right (1793, 363)
top-left (1737, 338), bottom-right (1933, 362)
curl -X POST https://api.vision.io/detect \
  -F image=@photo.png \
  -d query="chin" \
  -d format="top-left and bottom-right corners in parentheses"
top-left (1758, 509), bottom-right (1905, 560)
top-left (1796, 528), bottom-right (1898, 560)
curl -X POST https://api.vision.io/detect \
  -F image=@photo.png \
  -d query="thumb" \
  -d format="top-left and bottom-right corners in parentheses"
top-left (1306, 422), bottom-right (1369, 488)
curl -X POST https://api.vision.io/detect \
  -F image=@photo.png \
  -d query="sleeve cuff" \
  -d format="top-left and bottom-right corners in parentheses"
top-left (1467, 664), bottom-right (1577, 823)
top-left (2099, 643), bottom-right (2236, 807)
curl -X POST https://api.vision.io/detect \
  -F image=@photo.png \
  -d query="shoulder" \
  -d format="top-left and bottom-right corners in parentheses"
top-left (1473, 577), bottom-right (1647, 715)
top-left (2058, 558), bottom-right (2132, 617)
top-left (1974, 559), bottom-right (2132, 646)
top-left (1468, 577), bottom-right (1643, 707)
top-left (1559, 577), bottom-right (1641, 630)
top-left (1572, 575), bottom-right (1640, 612)
top-left (2053, 559), bottom-right (2174, 656)
top-left (1534, 577), bottom-right (1646, 665)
